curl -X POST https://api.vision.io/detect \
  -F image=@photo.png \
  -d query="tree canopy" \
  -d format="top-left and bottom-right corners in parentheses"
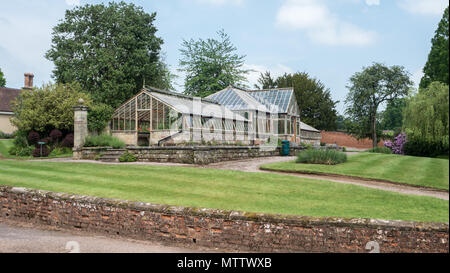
top-left (256, 72), bottom-right (338, 131)
top-left (403, 82), bottom-right (449, 143)
top-left (345, 63), bottom-right (413, 147)
top-left (178, 29), bottom-right (250, 97)
top-left (10, 83), bottom-right (112, 135)
top-left (0, 68), bottom-right (6, 87)
top-left (380, 97), bottom-right (407, 132)
top-left (420, 6), bottom-right (449, 89)
top-left (45, 1), bottom-right (173, 108)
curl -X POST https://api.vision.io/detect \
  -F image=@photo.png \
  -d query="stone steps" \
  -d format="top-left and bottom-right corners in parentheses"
top-left (99, 149), bottom-right (126, 162)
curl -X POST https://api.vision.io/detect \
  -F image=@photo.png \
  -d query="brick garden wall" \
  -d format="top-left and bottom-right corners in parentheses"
top-left (0, 186), bottom-right (448, 253)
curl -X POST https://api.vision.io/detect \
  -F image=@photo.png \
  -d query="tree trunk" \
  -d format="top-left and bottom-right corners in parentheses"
top-left (372, 116), bottom-right (377, 149)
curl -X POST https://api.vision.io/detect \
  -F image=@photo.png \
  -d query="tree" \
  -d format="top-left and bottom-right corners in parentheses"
top-left (345, 63), bottom-right (413, 148)
top-left (403, 82), bottom-right (449, 143)
top-left (420, 6), bottom-right (449, 89)
top-left (257, 72), bottom-right (338, 131)
top-left (255, 71), bottom-right (276, 89)
top-left (380, 97), bottom-right (407, 131)
top-left (0, 68), bottom-right (6, 87)
top-left (11, 83), bottom-right (92, 134)
top-left (45, 2), bottom-right (173, 108)
top-left (178, 29), bottom-right (250, 97)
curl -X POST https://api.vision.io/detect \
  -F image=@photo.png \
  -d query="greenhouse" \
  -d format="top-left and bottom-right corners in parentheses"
top-left (111, 87), bottom-right (251, 146)
top-left (207, 86), bottom-right (303, 144)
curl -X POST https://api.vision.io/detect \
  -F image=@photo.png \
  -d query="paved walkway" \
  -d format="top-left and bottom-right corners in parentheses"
top-left (37, 156), bottom-right (449, 200)
top-left (0, 219), bottom-right (215, 253)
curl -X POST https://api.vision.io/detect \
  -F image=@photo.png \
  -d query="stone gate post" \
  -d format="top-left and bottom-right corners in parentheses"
top-left (73, 98), bottom-right (89, 159)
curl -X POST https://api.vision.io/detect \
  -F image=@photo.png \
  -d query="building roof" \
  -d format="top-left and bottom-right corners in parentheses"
top-left (300, 121), bottom-right (320, 133)
top-left (140, 87), bottom-right (247, 121)
top-left (207, 86), bottom-right (295, 114)
top-left (0, 87), bottom-right (22, 112)
top-left (206, 86), bottom-right (269, 112)
top-left (246, 88), bottom-right (294, 114)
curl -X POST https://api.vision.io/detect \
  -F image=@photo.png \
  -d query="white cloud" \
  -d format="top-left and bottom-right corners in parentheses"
top-left (243, 63), bottom-right (294, 88)
top-left (365, 0), bottom-right (380, 6)
top-left (65, 0), bottom-right (80, 6)
top-left (276, 0), bottom-right (376, 46)
top-left (195, 0), bottom-right (243, 5)
top-left (398, 0), bottom-right (447, 16)
top-left (412, 69), bottom-right (424, 88)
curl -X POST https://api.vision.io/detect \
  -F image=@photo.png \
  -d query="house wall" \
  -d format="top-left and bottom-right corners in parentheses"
top-left (301, 130), bottom-right (322, 145)
top-left (0, 113), bottom-right (16, 134)
top-left (1, 185), bottom-right (447, 253)
top-left (111, 132), bottom-right (137, 146)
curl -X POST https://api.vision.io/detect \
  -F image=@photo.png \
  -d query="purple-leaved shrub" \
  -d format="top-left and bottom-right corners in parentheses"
top-left (385, 133), bottom-right (407, 155)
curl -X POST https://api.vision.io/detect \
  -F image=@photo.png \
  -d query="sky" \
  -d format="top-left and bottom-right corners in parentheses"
top-left (0, 0), bottom-right (448, 114)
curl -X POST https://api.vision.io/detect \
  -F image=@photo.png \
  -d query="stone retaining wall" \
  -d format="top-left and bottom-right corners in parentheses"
top-left (0, 186), bottom-right (448, 253)
top-left (76, 146), bottom-right (304, 164)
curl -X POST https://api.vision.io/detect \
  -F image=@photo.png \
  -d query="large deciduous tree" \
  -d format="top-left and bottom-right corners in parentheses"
top-left (0, 68), bottom-right (6, 87)
top-left (420, 6), bottom-right (449, 89)
top-left (256, 72), bottom-right (338, 131)
top-left (45, 2), bottom-right (173, 108)
top-left (345, 63), bottom-right (413, 148)
top-left (178, 29), bottom-right (250, 97)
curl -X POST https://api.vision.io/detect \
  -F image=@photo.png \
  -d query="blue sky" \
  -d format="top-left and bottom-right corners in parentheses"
top-left (0, 0), bottom-right (447, 114)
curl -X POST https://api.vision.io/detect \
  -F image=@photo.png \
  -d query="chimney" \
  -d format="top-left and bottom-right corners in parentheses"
top-left (23, 73), bottom-right (34, 89)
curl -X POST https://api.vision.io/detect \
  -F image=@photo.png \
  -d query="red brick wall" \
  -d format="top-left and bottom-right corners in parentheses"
top-left (0, 186), bottom-right (448, 253)
top-left (321, 131), bottom-right (385, 149)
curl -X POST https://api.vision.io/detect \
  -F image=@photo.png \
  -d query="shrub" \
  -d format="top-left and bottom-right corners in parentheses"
top-left (119, 151), bottom-right (137, 162)
top-left (8, 145), bottom-right (34, 157)
top-left (50, 129), bottom-right (63, 143)
top-left (384, 133), bottom-right (406, 154)
top-left (32, 145), bottom-right (51, 157)
top-left (320, 142), bottom-right (326, 147)
top-left (403, 136), bottom-right (449, 158)
top-left (342, 147), bottom-right (347, 152)
top-left (0, 131), bottom-right (14, 139)
top-left (28, 131), bottom-right (40, 145)
top-left (296, 149), bottom-right (347, 165)
top-left (61, 133), bottom-right (74, 148)
top-left (300, 142), bottom-right (313, 150)
top-left (84, 134), bottom-right (125, 149)
top-left (367, 147), bottom-right (393, 154)
top-left (49, 147), bottom-right (72, 157)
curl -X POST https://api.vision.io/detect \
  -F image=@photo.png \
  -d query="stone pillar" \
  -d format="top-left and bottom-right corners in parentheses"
top-left (73, 98), bottom-right (89, 159)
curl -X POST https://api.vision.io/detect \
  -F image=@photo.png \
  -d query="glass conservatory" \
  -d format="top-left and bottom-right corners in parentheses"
top-left (111, 87), bottom-right (250, 146)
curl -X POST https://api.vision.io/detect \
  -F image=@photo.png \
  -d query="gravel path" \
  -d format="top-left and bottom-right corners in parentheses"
top-left (28, 156), bottom-right (449, 200)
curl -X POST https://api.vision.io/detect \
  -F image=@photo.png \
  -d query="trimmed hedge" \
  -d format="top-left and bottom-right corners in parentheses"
top-left (84, 135), bottom-right (125, 149)
top-left (403, 137), bottom-right (449, 158)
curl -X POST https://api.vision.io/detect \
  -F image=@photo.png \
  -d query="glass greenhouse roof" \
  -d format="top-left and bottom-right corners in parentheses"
top-left (246, 88), bottom-right (294, 114)
top-left (207, 87), bottom-right (269, 112)
top-left (148, 90), bottom-right (248, 121)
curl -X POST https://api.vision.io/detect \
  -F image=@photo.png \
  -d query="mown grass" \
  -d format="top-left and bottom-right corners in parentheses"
top-left (261, 153), bottom-right (449, 190)
top-left (0, 160), bottom-right (448, 223)
top-left (0, 139), bottom-right (72, 160)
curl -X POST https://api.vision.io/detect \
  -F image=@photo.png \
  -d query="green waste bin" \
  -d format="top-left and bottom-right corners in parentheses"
top-left (281, 140), bottom-right (290, 156)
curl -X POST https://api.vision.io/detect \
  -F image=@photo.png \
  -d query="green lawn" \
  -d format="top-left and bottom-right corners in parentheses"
top-left (0, 139), bottom-right (72, 160)
top-left (261, 153), bottom-right (449, 191)
top-left (0, 160), bottom-right (448, 223)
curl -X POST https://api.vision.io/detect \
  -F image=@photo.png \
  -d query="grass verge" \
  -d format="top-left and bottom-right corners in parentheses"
top-left (0, 160), bottom-right (448, 223)
top-left (261, 153), bottom-right (449, 191)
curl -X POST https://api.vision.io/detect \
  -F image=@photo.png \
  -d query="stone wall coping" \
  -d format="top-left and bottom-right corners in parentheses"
top-left (2, 185), bottom-right (448, 232)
